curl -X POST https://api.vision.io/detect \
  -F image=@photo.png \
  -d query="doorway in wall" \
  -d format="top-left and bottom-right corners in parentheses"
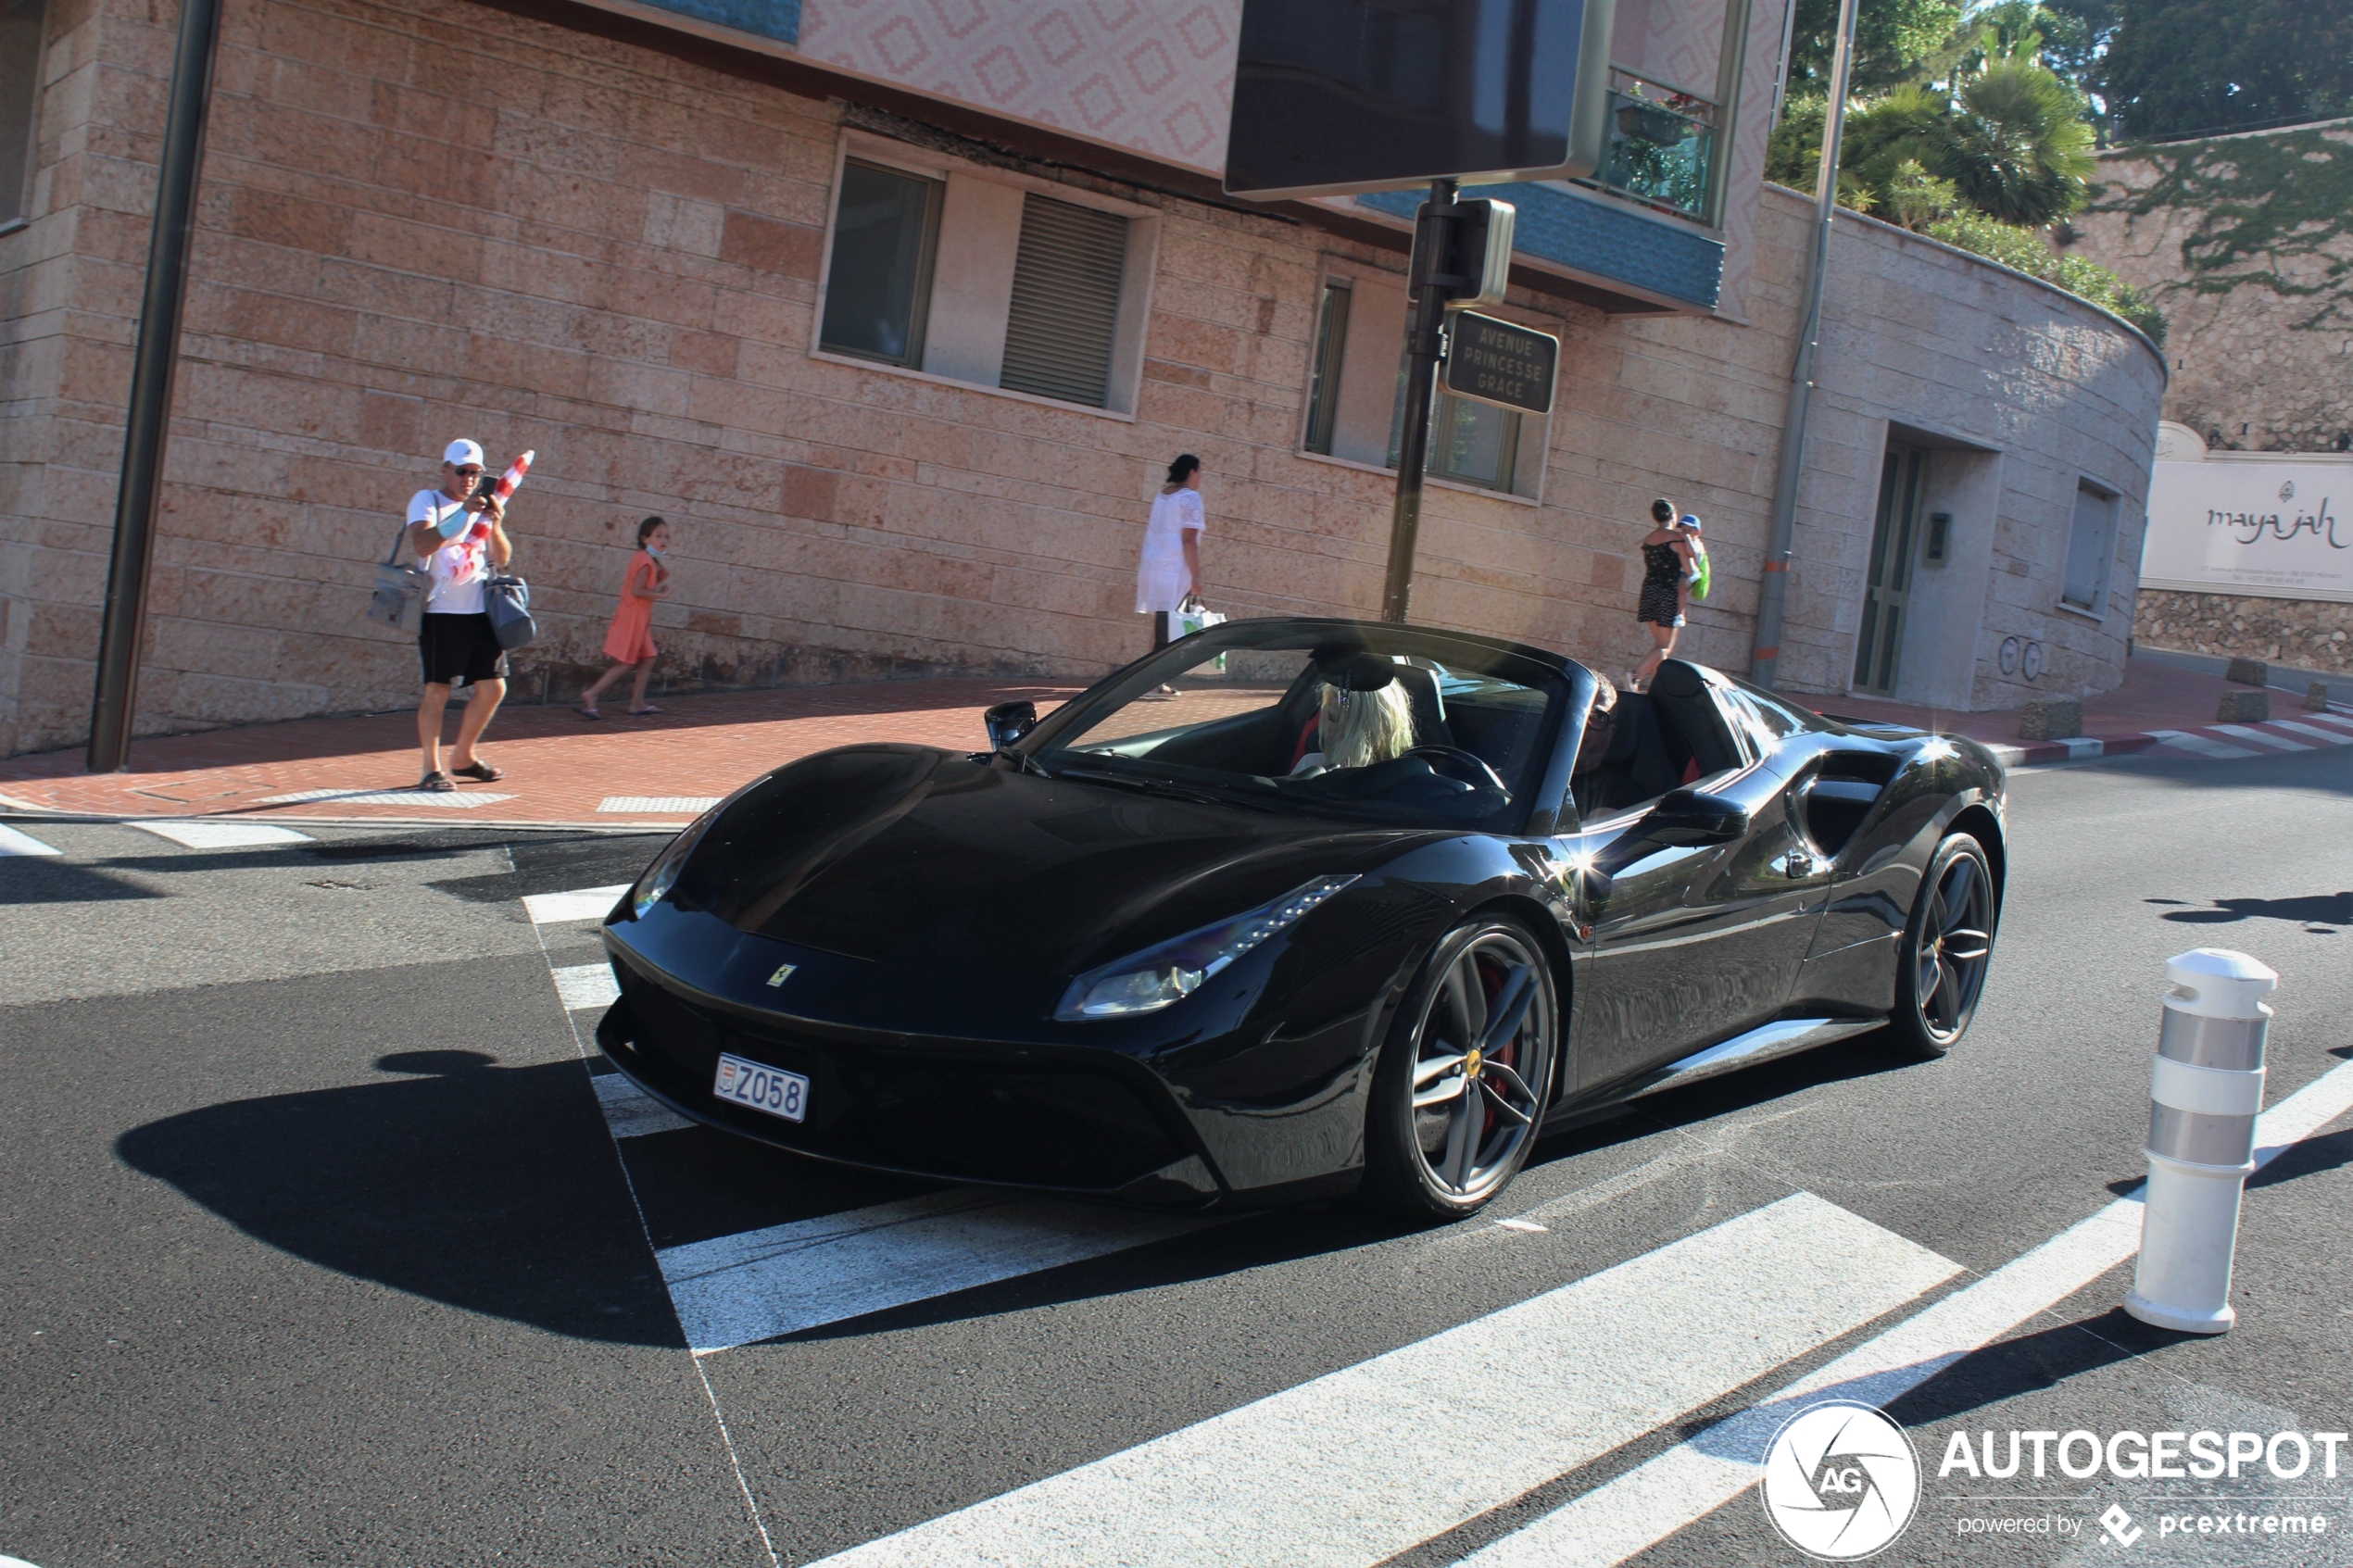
top-left (1855, 445), bottom-right (1926, 695)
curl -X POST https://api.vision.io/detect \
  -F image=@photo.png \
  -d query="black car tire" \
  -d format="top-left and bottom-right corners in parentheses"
top-left (1364, 915), bottom-right (1559, 1221)
top-left (1887, 832), bottom-right (1998, 1060)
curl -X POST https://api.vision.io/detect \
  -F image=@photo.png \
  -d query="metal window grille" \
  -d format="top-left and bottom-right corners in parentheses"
top-left (1000, 194), bottom-right (1129, 408)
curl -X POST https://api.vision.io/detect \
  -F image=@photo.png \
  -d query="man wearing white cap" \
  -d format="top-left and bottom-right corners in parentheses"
top-left (403, 438), bottom-right (512, 791)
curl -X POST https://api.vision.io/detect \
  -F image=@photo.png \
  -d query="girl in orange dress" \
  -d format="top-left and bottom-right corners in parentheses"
top-left (577, 517), bottom-right (673, 718)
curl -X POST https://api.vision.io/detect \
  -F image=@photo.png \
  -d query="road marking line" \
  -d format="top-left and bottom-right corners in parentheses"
top-left (593, 1071), bottom-right (696, 1138)
top-left (599, 796), bottom-right (720, 813)
top-left (659, 1189), bottom-right (1227, 1356)
top-left (2145, 729), bottom-right (2259, 759)
top-left (0, 823), bottom-right (63, 857)
top-left (551, 961), bottom-right (621, 1010)
top-left (2268, 719), bottom-right (2353, 745)
top-left (522, 884), bottom-right (630, 923)
top-left (2211, 723), bottom-right (2311, 751)
top-left (254, 787), bottom-right (516, 807)
top-left (1460, 1055), bottom-right (2353, 1568)
top-left (130, 820), bottom-right (314, 848)
top-left (808, 1193), bottom-right (1958, 1568)
top-left (2290, 708), bottom-right (2353, 730)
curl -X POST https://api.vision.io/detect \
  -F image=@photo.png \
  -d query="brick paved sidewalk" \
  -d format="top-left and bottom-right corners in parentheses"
top-left (0, 678), bottom-right (1087, 827)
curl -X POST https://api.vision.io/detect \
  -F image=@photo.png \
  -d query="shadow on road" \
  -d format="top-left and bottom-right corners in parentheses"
top-left (2150, 892), bottom-right (2350, 929)
top-left (117, 1049), bottom-right (686, 1348)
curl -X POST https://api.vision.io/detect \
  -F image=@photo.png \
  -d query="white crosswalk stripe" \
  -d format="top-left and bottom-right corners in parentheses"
top-left (551, 961), bottom-right (621, 1010)
top-left (1460, 1053), bottom-right (2353, 1568)
top-left (131, 820), bottom-right (315, 847)
top-left (0, 823), bottom-right (62, 856)
top-left (2269, 718), bottom-right (2353, 745)
top-left (523, 884), bottom-right (630, 923)
top-left (599, 796), bottom-right (720, 813)
top-left (2210, 723), bottom-right (2312, 751)
top-left (2145, 729), bottom-right (2259, 759)
top-left (253, 787), bottom-right (516, 807)
top-left (811, 1194), bottom-right (1958, 1568)
top-left (592, 1071), bottom-right (696, 1139)
top-left (659, 1190), bottom-right (1225, 1356)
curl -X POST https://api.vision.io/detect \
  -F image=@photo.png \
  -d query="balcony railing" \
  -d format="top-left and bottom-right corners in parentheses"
top-left (1594, 68), bottom-right (1718, 222)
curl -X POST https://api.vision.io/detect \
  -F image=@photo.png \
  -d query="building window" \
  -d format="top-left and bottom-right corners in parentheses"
top-left (0, 0), bottom-right (46, 230)
top-left (1301, 270), bottom-right (1545, 498)
top-left (1383, 306), bottom-right (1526, 494)
top-left (1595, 69), bottom-right (1718, 222)
top-left (1000, 194), bottom-right (1129, 408)
top-left (2061, 481), bottom-right (2117, 616)
top-left (814, 143), bottom-right (1151, 414)
top-left (1302, 280), bottom-right (1352, 455)
top-left (819, 159), bottom-right (942, 368)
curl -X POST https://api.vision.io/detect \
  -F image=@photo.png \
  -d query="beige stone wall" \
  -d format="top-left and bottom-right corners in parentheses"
top-left (2072, 122), bottom-right (2353, 454)
top-left (0, 0), bottom-right (2166, 758)
top-left (2136, 589), bottom-right (2353, 676)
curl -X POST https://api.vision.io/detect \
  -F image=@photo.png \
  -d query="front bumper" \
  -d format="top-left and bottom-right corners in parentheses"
top-left (596, 946), bottom-right (1226, 1207)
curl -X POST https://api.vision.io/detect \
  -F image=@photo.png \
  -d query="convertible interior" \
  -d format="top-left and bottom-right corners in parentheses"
top-left (1055, 653), bottom-right (1554, 823)
top-left (1571, 660), bottom-right (1748, 817)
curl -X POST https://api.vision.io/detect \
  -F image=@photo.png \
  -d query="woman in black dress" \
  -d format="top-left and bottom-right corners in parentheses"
top-left (1631, 496), bottom-right (1697, 691)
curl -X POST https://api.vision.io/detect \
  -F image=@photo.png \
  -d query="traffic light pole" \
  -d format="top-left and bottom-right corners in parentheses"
top-left (1378, 177), bottom-right (1459, 624)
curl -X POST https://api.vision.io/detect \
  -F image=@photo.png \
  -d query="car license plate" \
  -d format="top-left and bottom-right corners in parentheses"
top-left (713, 1051), bottom-right (809, 1123)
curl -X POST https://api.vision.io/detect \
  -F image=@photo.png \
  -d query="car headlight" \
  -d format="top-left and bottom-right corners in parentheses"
top-left (1055, 875), bottom-right (1361, 1022)
top-left (625, 781), bottom-right (760, 919)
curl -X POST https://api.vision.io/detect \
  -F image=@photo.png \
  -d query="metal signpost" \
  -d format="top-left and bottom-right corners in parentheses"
top-left (1226, 0), bottom-right (1603, 624)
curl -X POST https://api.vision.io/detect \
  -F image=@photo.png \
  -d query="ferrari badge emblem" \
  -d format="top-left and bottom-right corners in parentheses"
top-left (765, 963), bottom-right (798, 988)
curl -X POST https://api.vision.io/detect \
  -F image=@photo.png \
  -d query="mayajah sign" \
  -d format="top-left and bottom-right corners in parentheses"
top-left (2141, 458), bottom-right (2353, 604)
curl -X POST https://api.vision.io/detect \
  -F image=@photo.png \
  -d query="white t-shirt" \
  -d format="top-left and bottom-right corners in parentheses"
top-left (408, 488), bottom-right (489, 615)
top-left (1136, 486), bottom-right (1204, 613)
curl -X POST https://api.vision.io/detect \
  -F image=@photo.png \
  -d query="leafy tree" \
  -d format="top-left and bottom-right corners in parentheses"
top-left (1777, 60), bottom-right (2096, 227)
top-left (2099, 0), bottom-right (2353, 141)
top-left (1784, 0), bottom-right (1968, 95)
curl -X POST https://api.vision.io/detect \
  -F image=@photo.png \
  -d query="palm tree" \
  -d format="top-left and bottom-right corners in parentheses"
top-left (1942, 58), bottom-right (2097, 225)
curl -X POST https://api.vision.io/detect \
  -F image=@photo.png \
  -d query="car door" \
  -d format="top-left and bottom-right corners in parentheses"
top-left (1564, 693), bottom-right (1831, 1092)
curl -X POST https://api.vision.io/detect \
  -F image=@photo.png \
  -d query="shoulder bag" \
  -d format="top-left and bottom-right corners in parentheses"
top-left (484, 560), bottom-right (536, 649)
top-left (366, 522), bottom-right (431, 635)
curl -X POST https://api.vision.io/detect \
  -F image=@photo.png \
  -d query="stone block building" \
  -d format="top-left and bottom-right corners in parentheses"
top-left (0, 0), bottom-right (2168, 759)
top-left (2070, 121), bottom-right (2353, 674)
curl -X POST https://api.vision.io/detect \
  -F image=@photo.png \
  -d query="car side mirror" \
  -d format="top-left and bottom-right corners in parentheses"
top-left (1638, 787), bottom-right (1749, 846)
top-left (984, 700), bottom-right (1038, 751)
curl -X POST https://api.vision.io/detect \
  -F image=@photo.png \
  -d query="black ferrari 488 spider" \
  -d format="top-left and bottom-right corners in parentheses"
top-left (597, 617), bottom-right (2005, 1218)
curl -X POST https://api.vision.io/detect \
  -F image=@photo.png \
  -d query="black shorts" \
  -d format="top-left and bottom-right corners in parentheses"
top-left (419, 612), bottom-right (509, 686)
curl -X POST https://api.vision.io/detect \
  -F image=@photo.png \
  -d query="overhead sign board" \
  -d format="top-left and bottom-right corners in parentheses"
top-left (2140, 458), bottom-right (2353, 604)
top-left (1223, 0), bottom-right (1614, 201)
top-left (1443, 311), bottom-right (1558, 415)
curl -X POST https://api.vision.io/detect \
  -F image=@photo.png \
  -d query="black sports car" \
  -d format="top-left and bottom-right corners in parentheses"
top-left (596, 618), bottom-right (2004, 1218)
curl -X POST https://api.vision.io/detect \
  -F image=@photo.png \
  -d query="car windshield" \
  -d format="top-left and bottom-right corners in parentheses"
top-left (1018, 622), bottom-right (1567, 832)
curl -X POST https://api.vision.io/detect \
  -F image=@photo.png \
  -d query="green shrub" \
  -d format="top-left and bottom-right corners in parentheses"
top-left (1925, 209), bottom-right (2170, 344)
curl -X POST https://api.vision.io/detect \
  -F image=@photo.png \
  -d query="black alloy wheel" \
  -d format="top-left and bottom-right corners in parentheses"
top-left (1888, 833), bottom-right (1997, 1059)
top-left (1365, 916), bottom-right (1559, 1219)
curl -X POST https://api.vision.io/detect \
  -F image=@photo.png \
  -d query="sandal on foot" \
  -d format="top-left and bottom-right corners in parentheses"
top-left (450, 760), bottom-right (503, 783)
top-left (575, 704), bottom-right (603, 720)
top-left (418, 771), bottom-right (456, 793)
top-left (626, 705), bottom-right (664, 716)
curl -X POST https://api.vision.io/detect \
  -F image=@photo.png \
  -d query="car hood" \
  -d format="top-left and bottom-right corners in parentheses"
top-left (674, 746), bottom-right (1409, 979)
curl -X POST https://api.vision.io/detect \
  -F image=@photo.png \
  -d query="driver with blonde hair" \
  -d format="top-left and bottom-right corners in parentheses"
top-left (1291, 659), bottom-right (1416, 774)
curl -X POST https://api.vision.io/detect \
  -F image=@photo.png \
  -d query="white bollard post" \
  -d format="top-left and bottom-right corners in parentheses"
top-left (2123, 947), bottom-right (2276, 1334)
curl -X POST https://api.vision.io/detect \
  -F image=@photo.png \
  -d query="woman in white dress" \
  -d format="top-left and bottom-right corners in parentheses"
top-left (1137, 453), bottom-right (1204, 655)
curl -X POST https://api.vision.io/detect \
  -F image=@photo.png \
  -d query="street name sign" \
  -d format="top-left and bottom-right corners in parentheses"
top-left (1443, 312), bottom-right (1558, 416)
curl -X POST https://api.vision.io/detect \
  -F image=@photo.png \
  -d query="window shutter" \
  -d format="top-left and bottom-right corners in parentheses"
top-left (1000, 194), bottom-right (1128, 408)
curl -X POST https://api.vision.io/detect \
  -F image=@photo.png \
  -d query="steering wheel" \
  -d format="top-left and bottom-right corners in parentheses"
top-left (1402, 745), bottom-right (1509, 794)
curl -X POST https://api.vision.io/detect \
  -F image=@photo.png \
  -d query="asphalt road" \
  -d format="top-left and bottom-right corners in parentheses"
top-left (3, 742), bottom-right (2349, 1568)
